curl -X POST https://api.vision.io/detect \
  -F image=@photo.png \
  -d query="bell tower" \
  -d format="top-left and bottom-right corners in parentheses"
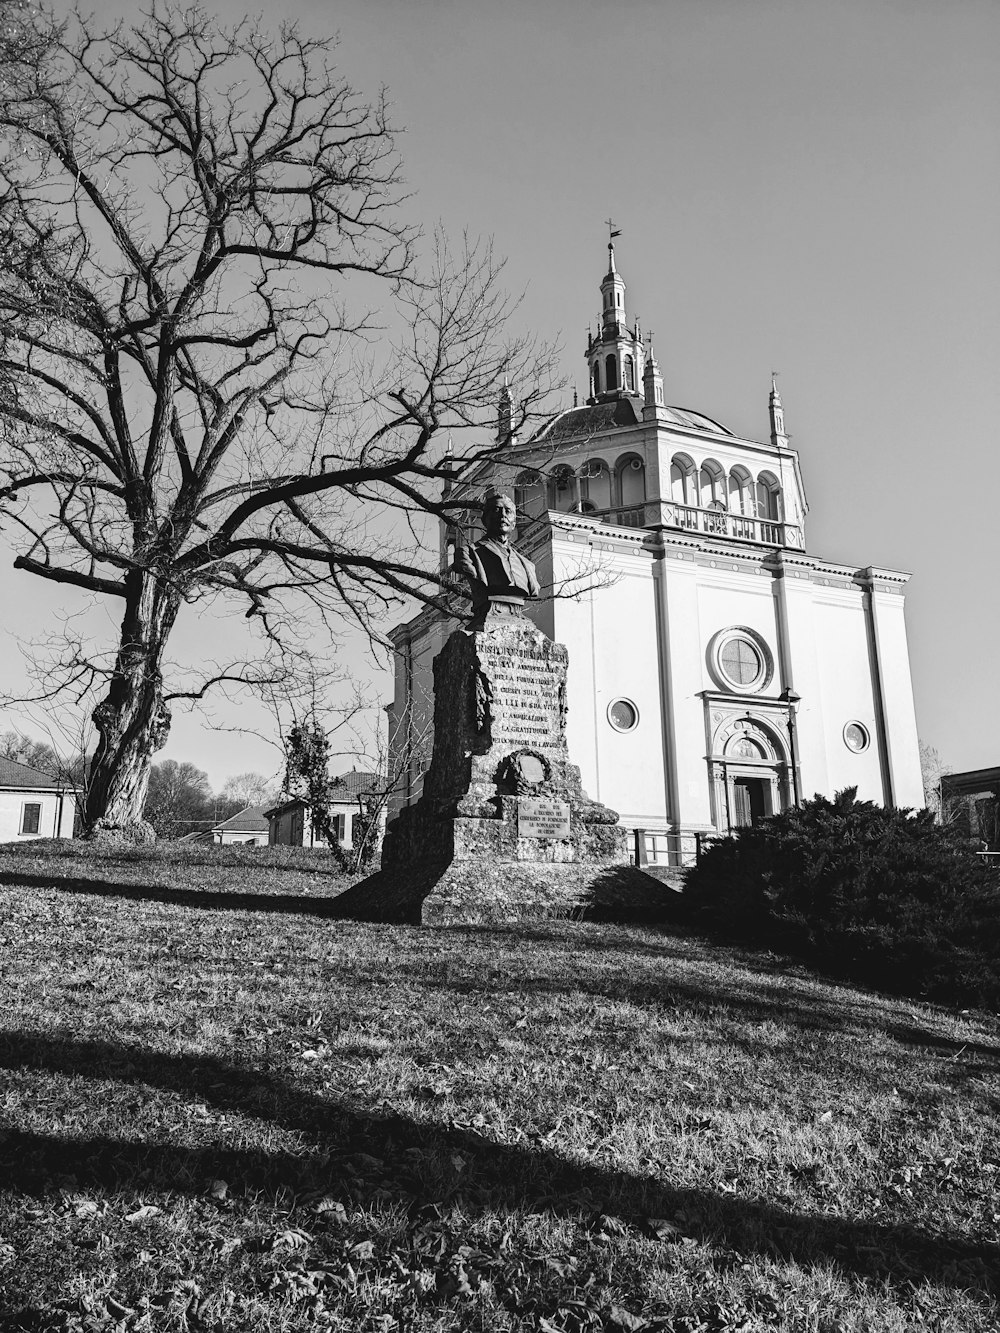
top-left (586, 225), bottom-right (644, 402)
top-left (769, 374), bottom-right (788, 447)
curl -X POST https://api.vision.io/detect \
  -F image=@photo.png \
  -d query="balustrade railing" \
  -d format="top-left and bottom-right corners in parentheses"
top-left (553, 500), bottom-right (802, 547)
top-left (664, 502), bottom-right (801, 548)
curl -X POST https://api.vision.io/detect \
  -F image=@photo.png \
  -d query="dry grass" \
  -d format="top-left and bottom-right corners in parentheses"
top-left (0, 840), bottom-right (997, 1332)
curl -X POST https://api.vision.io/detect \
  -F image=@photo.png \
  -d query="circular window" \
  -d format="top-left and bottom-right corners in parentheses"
top-left (709, 627), bottom-right (773, 694)
top-left (720, 637), bottom-right (762, 686)
top-left (844, 722), bottom-right (870, 753)
top-left (608, 698), bottom-right (639, 732)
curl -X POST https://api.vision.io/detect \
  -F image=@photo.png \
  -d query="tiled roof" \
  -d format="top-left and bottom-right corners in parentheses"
top-left (534, 398), bottom-right (640, 444)
top-left (0, 756), bottom-right (66, 790)
top-left (263, 772), bottom-right (385, 820)
top-left (212, 803), bottom-right (271, 833)
top-left (330, 770), bottom-right (383, 798)
top-left (530, 398), bottom-right (734, 447)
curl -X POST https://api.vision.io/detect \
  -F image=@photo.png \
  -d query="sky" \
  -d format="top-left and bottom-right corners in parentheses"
top-left (2, 0), bottom-right (999, 788)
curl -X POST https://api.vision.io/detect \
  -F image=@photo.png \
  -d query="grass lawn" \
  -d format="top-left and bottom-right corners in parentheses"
top-left (0, 840), bottom-right (997, 1332)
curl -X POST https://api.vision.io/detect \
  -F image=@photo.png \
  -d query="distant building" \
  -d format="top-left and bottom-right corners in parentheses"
top-left (265, 771), bottom-right (384, 851)
top-left (0, 757), bottom-right (76, 842)
top-left (940, 768), bottom-right (1000, 851)
top-left (388, 239), bottom-right (924, 865)
top-left (211, 804), bottom-right (270, 845)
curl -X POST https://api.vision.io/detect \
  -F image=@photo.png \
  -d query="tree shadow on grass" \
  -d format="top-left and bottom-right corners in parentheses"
top-left (7, 862), bottom-right (997, 1073)
top-left (389, 950), bottom-right (1000, 1074)
top-left (0, 870), bottom-right (352, 915)
top-left (0, 1030), bottom-right (996, 1301)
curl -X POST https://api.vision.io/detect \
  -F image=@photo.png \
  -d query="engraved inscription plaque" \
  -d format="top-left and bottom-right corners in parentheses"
top-left (518, 797), bottom-right (571, 839)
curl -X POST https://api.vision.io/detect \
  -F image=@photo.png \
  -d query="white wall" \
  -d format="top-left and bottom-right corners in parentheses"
top-left (775, 571), bottom-right (829, 797)
top-left (869, 587), bottom-right (924, 807)
top-left (544, 532), bottom-right (667, 829)
top-left (808, 591), bottom-right (884, 803)
top-left (656, 554), bottom-right (713, 829)
top-left (0, 788), bottom-right (75, 841)
top-left (216, 829), bottom-right (264, 845)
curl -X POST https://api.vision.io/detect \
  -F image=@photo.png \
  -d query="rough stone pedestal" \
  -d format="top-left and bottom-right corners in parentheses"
top-left (332, 607), bottom-right (676, 924)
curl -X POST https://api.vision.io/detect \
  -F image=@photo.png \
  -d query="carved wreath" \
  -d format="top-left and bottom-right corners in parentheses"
top-left (498, 748), bottom-right (552, 794)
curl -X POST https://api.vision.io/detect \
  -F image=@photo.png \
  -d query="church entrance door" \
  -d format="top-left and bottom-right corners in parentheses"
top-left (732, 777), bottom-right (766, 828)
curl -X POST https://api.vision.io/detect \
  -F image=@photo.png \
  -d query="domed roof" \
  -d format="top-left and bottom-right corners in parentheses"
top-left (535, 398), bottom-right (640, 444)
top-left (663, 406), bottom-right (734, 435)
top-left (531, 398), bottom-right (734, 446)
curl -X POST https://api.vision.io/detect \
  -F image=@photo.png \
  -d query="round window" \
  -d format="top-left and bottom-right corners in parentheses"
top-left (720, 637), bottom-right (762, 686)
top-left (709, 627), bottom-right (772, 694)
top-left (608, 699), bottom-right (639, 732)
top-left (844, 722), bottom-right (870, 753)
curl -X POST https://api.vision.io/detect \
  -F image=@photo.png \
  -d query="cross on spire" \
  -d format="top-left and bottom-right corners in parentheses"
top-left (605, 217), bottom-right (621, 242)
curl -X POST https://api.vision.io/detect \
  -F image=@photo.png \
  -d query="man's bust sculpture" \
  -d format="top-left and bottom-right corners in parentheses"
top-left (454, 489), bottom-right (539, 625)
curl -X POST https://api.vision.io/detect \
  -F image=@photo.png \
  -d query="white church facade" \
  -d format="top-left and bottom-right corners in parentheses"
top-left (388, 243), bottom-right (923, 864)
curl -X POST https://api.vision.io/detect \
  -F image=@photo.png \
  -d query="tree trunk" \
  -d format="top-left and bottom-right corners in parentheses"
top-left (83, 570), bottom-right (181, 841)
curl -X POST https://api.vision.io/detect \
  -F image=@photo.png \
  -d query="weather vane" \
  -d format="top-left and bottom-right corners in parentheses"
top-left (605, 217), bottom-right (621, 242)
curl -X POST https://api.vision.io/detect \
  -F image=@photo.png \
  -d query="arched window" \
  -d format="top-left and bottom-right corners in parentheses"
top-left (670, 454), bottom-right (696, 506)
top-left (616, 454), bottom-right (646, 508)
top-left (699, 460), bottom-right (725, 509)
top-left (514, 469), bottom-right (546, 522)
top-left (547, 464), bottom-right (577, 513)
top-left (591, 361), bottom-right (601, 396)
top-left (727, 466), bottom-right (754, 516)
top-left (579, 458), bottom-right (612, 512)
top-left (756, 471), bottom-right (783, 521)
top-left (623, 355), bottom-right (635, 392)
top-left (605, 354), bottom-right (617, 393)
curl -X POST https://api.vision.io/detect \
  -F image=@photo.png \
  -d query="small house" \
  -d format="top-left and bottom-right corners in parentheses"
top-left (940, 768), bottom-right (1000, 851)
top-left (0, 757), bottom-right (76, 842)
top-left (266, 770), bottom-right (384, 851)
top-left (211, 804), bottom-right (270, 845)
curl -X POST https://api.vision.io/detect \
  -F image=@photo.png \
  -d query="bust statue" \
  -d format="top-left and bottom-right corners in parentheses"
top-left (453, 489), bottom-right (539, 625)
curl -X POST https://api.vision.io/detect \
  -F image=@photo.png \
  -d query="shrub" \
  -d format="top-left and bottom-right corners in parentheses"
top-left (684, 789), bottom-right (1000, 1007)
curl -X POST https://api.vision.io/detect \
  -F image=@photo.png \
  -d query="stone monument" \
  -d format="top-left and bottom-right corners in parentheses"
top-left (331, 490), bottom-right (671, 924)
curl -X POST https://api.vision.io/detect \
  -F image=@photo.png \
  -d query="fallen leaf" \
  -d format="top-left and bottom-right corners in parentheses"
top-left (273, 1227), bottom-right (313, 1251)
top-left (644, 1217), bottom-right (681, 1241)
top-left (607, 1306), bottom-right (650, 1331)
top-left (125, 1204), bottom-right (162, 1222)
top-left (314, 1197), bottom-right (348, 1222)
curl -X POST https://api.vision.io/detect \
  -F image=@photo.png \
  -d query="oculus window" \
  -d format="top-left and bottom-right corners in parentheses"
top-left (843, 721), bottom-right (870, 753)
top-left (709, 627), bottom-right (773, 694)
top-left (608, 699), bottom-right (639, 732)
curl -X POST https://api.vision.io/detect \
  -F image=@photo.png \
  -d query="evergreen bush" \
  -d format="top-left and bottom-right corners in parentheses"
top-left (684, 788), bottom-right (1000, 1007)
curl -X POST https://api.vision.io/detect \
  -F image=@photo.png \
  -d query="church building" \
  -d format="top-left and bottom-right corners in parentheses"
top-left (388, 242), bottom-right (923, 864)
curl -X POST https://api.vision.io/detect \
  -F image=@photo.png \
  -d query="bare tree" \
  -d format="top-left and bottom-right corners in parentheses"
top-left (0, 5), bottom-right (558, 839)
top-left (0, 727), bottom-right (59, 773)
top-left (143, 757), bottom-right (213, 838)
top-left (919, 740), bottom-right (945, 818)
top-left (219, 770), bottom-right (276, 810)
